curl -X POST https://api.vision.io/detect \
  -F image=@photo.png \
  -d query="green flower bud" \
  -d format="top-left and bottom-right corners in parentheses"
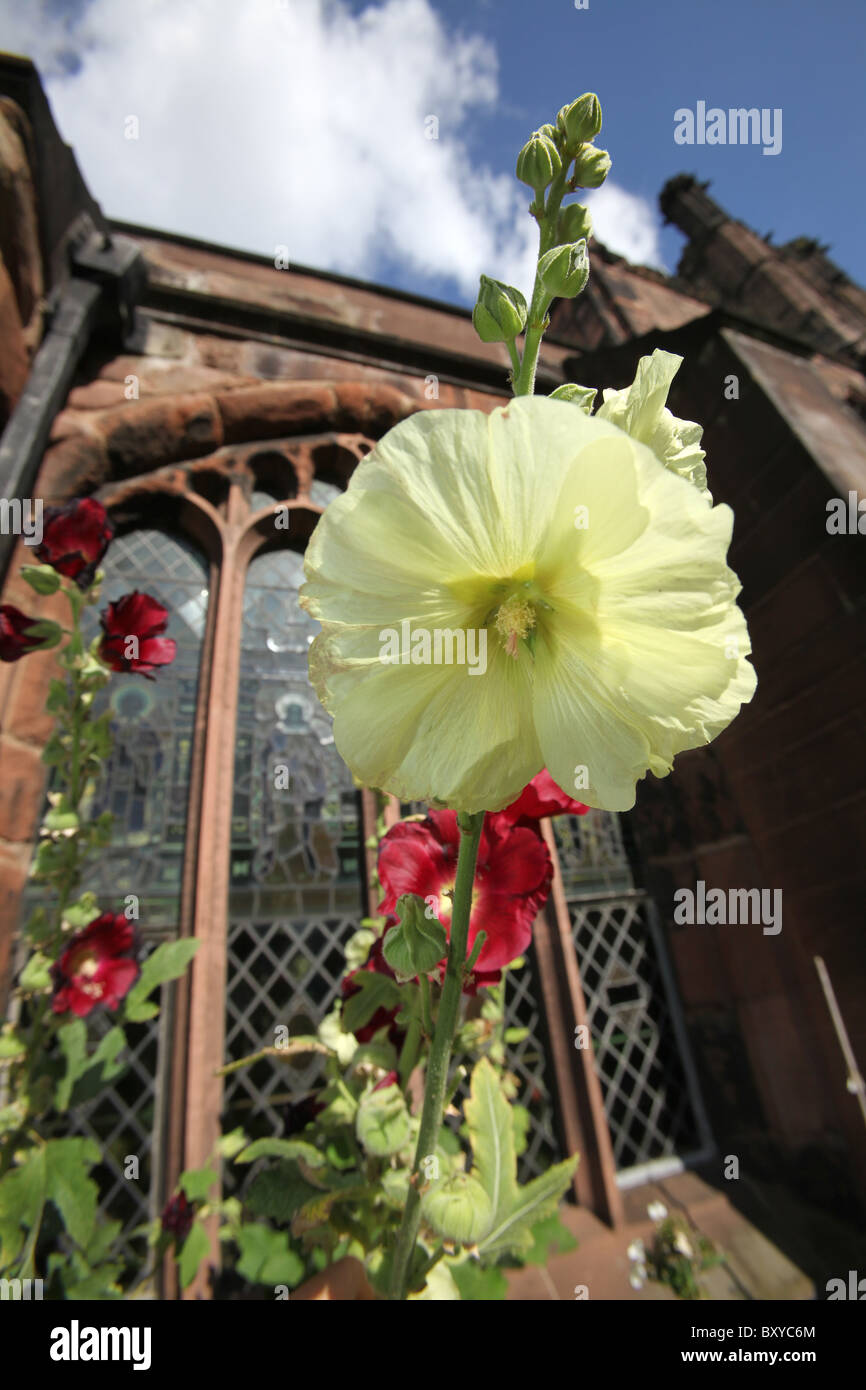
top-left (556, 202), bottom-right (593, 245)
top-left (573, 145), bottom-right (611, 189)
top-left (420, 1172), bottom-right (493, 1245)
top-left (515, 130), bottom-right (562, 193)
top-left (472, 275), bottom-right (528, 344)
top-left (538, 240), bottom-right (590, 299)
top-left (556, 93), bottom-right (602, 152)
top-left (383, 893), bottom-right (447, 980)
top-left (550, 382), bottom-right (597, 414)
top-left (538, 122), bottom-right (563, 150)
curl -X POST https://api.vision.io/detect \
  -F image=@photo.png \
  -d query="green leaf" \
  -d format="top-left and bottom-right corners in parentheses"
top-left (19, 951), bottom-right (53, 992)
top-left (178, 1223), bottom-right (210, 1289)
top-left (450, 1259), bottom-right (509, 1300)
top-left (244, 1162), bottom-right (319, 1225)
top-left (0, 1148), bottom-right (46, 1271)
top-left (340, 971), bottom-right (401, 1035)
top-left (521, 1212), bottom-right (578, 1266)
top-left (511, 1103), bottom-right (530, 1158)
top-left (20, 565), bottom-right (61, 596)
top-left (465, 1057), bottom-right (579, 1260)
top-left (45, 678), bottom-right (71, 713)
top-left (43, 1138), bottom-right (101, 1248)
top-left (234, 1138), bottom-right (326, 1168)
top-left (40, 734), bottom-right (69, 768)
top-left (56, 1021), bottom-right (125, 1112)
top-left (217, 1128), bottom-right (248, 1160)
top-left (124, 938), bottom-right (200, 1022)
top-left (355, 1083), bottom-right (411, 1157)
top-left (179, 1167), bottom-right (219, 1202)
top-left (62, 893), bottom-right (101, 929)
top-left (235, 1224), bottom-right (304, 1286)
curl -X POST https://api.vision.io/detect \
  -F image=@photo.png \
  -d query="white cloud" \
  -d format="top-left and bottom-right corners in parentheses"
top-left (0, 0), bottom-right (664, 304)
top-left (584, 182), bottom-right (664, 269)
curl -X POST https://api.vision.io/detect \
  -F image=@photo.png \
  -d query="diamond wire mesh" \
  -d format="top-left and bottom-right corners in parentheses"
top-left (554, 813), bottom-right (702, 1173)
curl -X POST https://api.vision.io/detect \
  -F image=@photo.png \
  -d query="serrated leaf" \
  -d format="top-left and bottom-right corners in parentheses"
top-left (235, 1137), bottom-right (326, 1167)
top-left (449, 1259), bottom-right (509, 1300)
top-left (19, 951), bottom-right (53, 992)
top-left (0, 1147), bottom-right (46, 1271)
top-left (464, 1057), bottom-right (517, 1224)
top-left (179, 1167), bottom-right (218, 1202)
top-left (236, 1224), bottom-right (304, 1286)
top-left (43, 1138), bottom-right (100, 1249)
top-left (478, 1155), bottom-right (578, 1259)
top-left (340, 972), bottom-right (402, 1035)
top-left (291, 1187), bottom-right (367, 1237)
top-left (355, 1084), bottom-right (411, 1157)
top-left (521, 1211), bottom-right (579, 1266)
top-left (178, 1223), bottom-right (210, 1289)
top-left (245, 1162), bottom-right (319, 1225)
top-left (124, 938), bottom-right (199, 1022)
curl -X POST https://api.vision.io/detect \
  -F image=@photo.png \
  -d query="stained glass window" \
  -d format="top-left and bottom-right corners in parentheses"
top-left (222, 546), bottom-right (364, 1162)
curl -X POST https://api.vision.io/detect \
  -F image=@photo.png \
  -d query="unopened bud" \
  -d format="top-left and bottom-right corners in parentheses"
top-left (573, 145), bottom-right (611, 189)
top-left (557, 93), bottom-right (602, 152)
top-left (515, 131), bottom-right (562, 193)
top-left (472, 275), bottom-right (528, 344)
top-left (538, 240), bottom-right (590, 299)
top-left (556, 202), bottom-right (593, 245)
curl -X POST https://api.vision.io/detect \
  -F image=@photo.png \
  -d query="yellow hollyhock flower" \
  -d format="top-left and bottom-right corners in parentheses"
top-left (299, 396), bottom-right (756, 814)
top-left (597, 349), bottom-right (712, 501)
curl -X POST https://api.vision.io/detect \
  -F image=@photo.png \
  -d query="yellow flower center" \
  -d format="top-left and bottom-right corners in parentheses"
top-left (494, 594), bottom-right (537, 659)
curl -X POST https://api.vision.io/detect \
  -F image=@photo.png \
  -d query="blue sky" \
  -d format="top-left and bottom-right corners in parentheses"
top-left (1, 0), bottom-right (864, 308)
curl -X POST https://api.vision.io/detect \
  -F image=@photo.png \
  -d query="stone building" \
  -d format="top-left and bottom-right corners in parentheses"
top-left (1, 54), bottom-right (864, 1294)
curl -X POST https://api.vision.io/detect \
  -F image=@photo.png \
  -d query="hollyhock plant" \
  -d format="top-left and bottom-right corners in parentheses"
top-left (500, 768), bottom-right (589, 827)
top-left (50, 912), bottom-right (140, 1018)
top-left (300, 396), bottom-right (756, 815)
top-left (378, 808), bottom-right (552, 972)
top-left (0, 603), bottom-right (51, 661)
top-left (98, 591), bottom-right (177, 677)
top-left (35, 497), bottom-right (113, 588)
top-left (341, 931), bottom-right (403, 1043)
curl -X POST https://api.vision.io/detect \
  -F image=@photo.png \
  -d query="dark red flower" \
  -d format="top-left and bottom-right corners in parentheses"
top-left (378, 809), bottom-right (552, 973)
top-left (500, 769), bottom-right (589, 828)
top-left (161, 1192), bottom-right (194, 1243)
top-left (35, 498), bottom-right (113, 588)
top-left (341, 931), bottom-right (404, 1045)
top-left (0, 605), bottom-right (45, 662)
top-left (98, 591), bottom-right (177, 678)
top-left (51, 912), bottom-right (139, 1018)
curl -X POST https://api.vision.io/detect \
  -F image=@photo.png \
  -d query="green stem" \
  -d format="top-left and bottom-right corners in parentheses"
top-left (512, 163), bottom-right (570, 398)
top-left (419, 973), bottom-right (433, 1037)
top-left (389, 809), bottom-right (485, 1300)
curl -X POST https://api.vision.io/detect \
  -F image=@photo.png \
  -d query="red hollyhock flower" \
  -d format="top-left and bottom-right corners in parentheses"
top-left (378, 809), bottom-right (552, 973)
top-left (0, 605), bottom-right (44, 662)
top-left (98, 591), bottom-right (177, 678)
top-left (372, 1069), bottom-right (400, 1092)
top-left (51, 912), bottom-right (139, 1018)
top-left (161, 1192), bottom-right (194, 1243)
top-left (341, 932), bottom-right (404, 1045)
top-left (500, 769), bottom-right (589, 827)
top-left (35, 498), bottom-right (113, 588)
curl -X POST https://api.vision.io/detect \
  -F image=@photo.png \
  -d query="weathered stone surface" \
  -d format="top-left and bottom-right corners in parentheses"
top-left (0, 99), bottom-right (43, 347)
top-left (99, 394), bottom-right (223, 475)
top-left (0, 251), bottom-right (28, 424)
top-left (37, 432), bottom-right (109, 500)
top-left (0, 737), bottom-right (45, 842)
top-left (215, 382), bottom-right (337, 443)
top-left (333, 382), bottom-right (415, 433)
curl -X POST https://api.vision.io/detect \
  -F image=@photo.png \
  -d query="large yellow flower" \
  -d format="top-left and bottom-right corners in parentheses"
top-left (300, 396), bottom-right (756, 814)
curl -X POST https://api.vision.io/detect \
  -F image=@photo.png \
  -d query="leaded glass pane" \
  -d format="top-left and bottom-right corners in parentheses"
top-left (17, 526), bottom-right (209, 1267)
top-left (223, 547), bottom-right (364, 1171)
